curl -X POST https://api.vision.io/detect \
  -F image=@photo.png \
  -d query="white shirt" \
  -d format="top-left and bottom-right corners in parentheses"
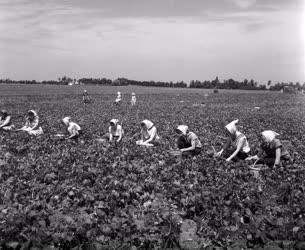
top-left (109, 124), bottom-right (123, 137)
top-left (68, 122), bottom-right (81, 135)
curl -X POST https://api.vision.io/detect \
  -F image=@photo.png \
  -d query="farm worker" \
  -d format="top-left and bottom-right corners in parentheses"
top-left (215, 119), bottom-right (250, 162)
top-left (0, 110), bottom-right (14, 131)
top-left (131, 92), bottom-right (136, 106)
top-left (114, 92), bottom-right (122, 105)
top-left (246, 130), bottom-right (292, 168)
top-left (83, 90), bottom-right (90, 104)
top-left (18, 110), bottom-right (43, 135)
top-left (175, 125), bottom-right (202, 156)
top-left (137, 120), bottom-right (160, 145)
top-left (108, 119), bottom-right (124, 143)
top-left (62, 117), bottom-right (82, 139)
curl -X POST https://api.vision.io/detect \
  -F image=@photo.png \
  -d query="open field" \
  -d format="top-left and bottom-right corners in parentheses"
top-left (0, 84), bottom-right (269, 96)
top-left (0, 84), bottom-right (305, 249)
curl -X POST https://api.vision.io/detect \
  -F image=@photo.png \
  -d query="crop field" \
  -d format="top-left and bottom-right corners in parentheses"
top-left (0, 84), bottom-right (305, 249)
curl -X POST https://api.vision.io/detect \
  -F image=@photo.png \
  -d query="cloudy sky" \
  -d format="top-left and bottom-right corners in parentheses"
top-left (0, 0), bottom-right (304, 84)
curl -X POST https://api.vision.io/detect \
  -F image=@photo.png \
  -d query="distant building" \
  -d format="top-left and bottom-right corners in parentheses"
top-left (68, 79), bottom-right (81, 85)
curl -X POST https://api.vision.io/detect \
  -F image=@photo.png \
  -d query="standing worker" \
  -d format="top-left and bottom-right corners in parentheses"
top-left (131, 92), bottom-right (136, 106)
top-left (83, 90), bottom-right (90, 104)
top-left (114, 92), bottom-right (122, 105)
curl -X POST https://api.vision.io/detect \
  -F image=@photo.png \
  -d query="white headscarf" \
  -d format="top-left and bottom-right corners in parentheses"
top-left (141, 120), bottom-right (154, 130)
top-left (176, 125), bottom-right (188, 135)
top-left (132, 92), bottom-right (135, 96)
top-left (262, 130), bottom-right (279, 143)
top-left (28, 110), bottom-right (38, 117)
top-left (225, 119), bottom-right (239, 134)
top-left (62, 116), bottom-right (71, 126)
top-left (110, 119), bottom-right (119, 126)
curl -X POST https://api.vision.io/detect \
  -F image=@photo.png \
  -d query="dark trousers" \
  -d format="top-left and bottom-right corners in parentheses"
top-left (224, 148), bottom-right (249, 161)
top-left (177, 137), bottom-right (201, 157)
top-left (256, 155), bottom-right (292, 167)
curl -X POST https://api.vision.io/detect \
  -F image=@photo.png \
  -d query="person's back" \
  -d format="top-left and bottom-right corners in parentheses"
top-left (141, 125), bottom-right (157, 140)
top-left (231, 131), bottom-right (250, 153)
top-left (186, 132), bottom-right (202, 148)
top-left (109, 124), bottom-right (123, 137)
top-left (68, 121), bottom-right (81, 134)
top-left (261, 138), bottom-right (289, 158)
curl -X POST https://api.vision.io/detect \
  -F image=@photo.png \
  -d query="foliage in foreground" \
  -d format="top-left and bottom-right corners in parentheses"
top-left (0, 91), bottom-right (305, 249)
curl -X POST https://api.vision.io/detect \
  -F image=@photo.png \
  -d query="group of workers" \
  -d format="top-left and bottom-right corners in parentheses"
top-left (82, 90), bottom-right (137, 106)
top-left (174, 120), bottom-right (292, 168)
top-left (114, 91), bottom-right (136, 106)
top-left (0, 90), bottom-right (293, 169)
top-left (105, 118), bottom-right (292, 168)
top-left (0, 109), bottom-right (82, 139)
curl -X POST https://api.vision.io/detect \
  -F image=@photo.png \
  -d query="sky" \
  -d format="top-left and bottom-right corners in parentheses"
top-left (0, 0), bottom-right (304, 84)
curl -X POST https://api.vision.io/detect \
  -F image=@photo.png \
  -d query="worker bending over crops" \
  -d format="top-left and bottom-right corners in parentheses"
top-left (175, 125), bottom-right (202, 157)
top-left (0, 110), bottom-right (14, 131)
top-left (62, 117), bottom-right (82, 140)
top-left (108, 119), bottom-right (124, 143)
top-left (136, 120), bottom-right (160, 146)
top-left (246, 130), bottom-right (292, 168)
top-left (114, 92), bottom-right (122, 105)
top-left (18, 110), bottom-right (43, 135)
top-left (131, 92), bottom-right (136, 106)
top-left (215, 119), bottom-right (250, 162)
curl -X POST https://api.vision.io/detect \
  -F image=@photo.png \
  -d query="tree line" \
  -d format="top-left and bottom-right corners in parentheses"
top-left (0, 76), bottom-right (304, 91)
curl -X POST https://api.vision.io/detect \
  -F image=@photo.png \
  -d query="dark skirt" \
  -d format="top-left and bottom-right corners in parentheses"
top-left (224, 148), bottom-right (249, 161)
top-left (256, 155), bottom-right (292, 167)
top-left (177, 137), bottom-right (201, 157)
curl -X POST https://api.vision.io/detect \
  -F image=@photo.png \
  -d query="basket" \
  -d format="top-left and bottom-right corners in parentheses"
top-left (206, 146), bottom-right (217, 157)
top-left (136, 140), bottom-right (154, 147)
top-left (249, 159), bottom-right (268, 170)
top-left (96, 138), bottom-right (106, 143)
top-left (54, 134), bottom-right (65, 138)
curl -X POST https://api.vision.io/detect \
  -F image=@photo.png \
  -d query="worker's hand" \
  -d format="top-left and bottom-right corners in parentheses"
top-left (214, 151), bottom-right (222, 157)
top-left (245, 155), bottom-right (258, 161)
top-left (226, 158), bottom-right (231, 162)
